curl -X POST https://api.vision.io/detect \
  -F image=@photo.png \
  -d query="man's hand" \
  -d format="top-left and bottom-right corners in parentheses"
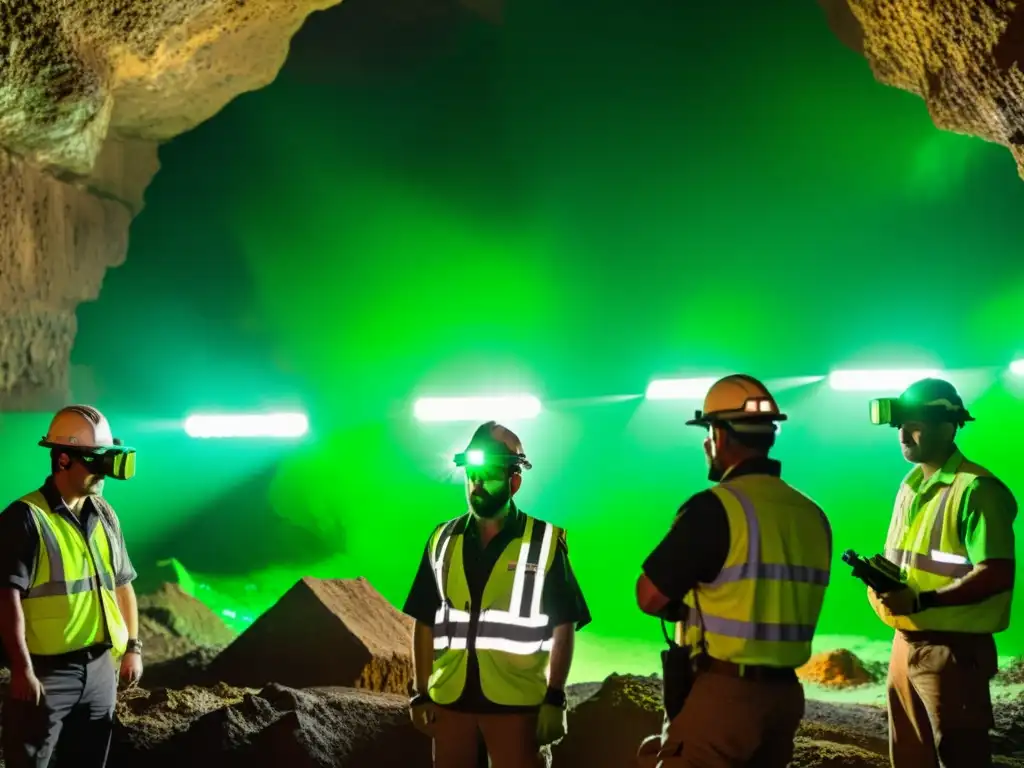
top-left (875, 586), bottom-right (919, 616)
top-left (120, 651), bottom-right (143, 688)
top-left (409, 693), bottom-right (436, 736)
top-left (9, 666), bottom-right (43, 705)
top-left (536, 702), bottom-right (567, 746)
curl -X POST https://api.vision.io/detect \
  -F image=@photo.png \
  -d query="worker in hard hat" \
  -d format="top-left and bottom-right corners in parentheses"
top-left (0, 405), bottom-right (141, 768)
top-left (402, 421), bottom-right (591, 768)
top-left (865, 378), bottom-right (1016, 768)
top-left (634, 374), bottom-right (832, 768)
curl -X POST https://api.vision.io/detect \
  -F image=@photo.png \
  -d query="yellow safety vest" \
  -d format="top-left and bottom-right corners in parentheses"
top-left (871, 453), bottom-right (1012, 633)
top-left (20, 491), bottom-right (129, 656)
top-left (428, 513), bottom-right (562, 707)
top-left (679, 474), bottom-right (832, 668)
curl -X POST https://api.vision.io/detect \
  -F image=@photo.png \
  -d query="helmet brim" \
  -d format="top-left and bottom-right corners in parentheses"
top-left (686, 412), bottom-right (788, 428)
top-left (39, 439), bottom-right (134, 454)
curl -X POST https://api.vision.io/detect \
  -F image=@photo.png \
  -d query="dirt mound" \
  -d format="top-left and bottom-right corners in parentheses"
top-left (110, 683), bottom-right (429, 767)
top-left (558, 675), bottom-right (894, 768)
top-left (141, 646), bottom-right (224, 691)
top-left (554, 675), bottom-right (662, 767)
top-left (139, 583), bottom-right (238, 648)
top-left (788, 738), bottom-right (889, 768)
top-left (137, 583), bottom-right (237, 671)
top-left (998, 658), bottom-right (1024, 685)
top-left (210, 577), bottom-right (413, 694)
top-left (798, 649), bottom-right (877, 688)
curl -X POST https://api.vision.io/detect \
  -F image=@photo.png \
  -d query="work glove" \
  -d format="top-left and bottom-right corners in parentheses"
top-left (536, 689), bottom-right (567, 746)
top-left (875, 586), bottom-right (919, 616)
top-left (409, 692), bottom-right (436, 737)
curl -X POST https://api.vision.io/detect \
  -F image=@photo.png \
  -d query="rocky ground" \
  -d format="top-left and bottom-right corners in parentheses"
top-left (0, 580), bottom-right (1022, 767)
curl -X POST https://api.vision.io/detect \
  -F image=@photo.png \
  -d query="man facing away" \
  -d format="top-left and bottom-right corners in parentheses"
top-left (635, 374), bottom-right (832, 768)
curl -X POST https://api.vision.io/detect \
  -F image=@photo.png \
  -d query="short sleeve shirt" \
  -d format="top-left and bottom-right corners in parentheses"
top-left (0, 477), bottom-right (137, 594)
top-left (402, 507), bottom-right (591, 714)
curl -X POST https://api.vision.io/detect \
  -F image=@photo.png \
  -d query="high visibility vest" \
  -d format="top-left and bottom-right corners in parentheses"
top-left (428, 513), bottom-right (562, 707)
top-left (871, 455), bottom-right (1012, 633)
top-left (20, 491), bottom-right (129, 656)
top-left (679, 474), bottom-right (832, 668)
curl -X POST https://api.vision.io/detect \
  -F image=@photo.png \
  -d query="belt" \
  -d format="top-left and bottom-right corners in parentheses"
top-left (31, 644), bottom-right (110, 666)
top-left (901, 629), bottom-right (992, 645)
top-left (703, 658), bottom-right (797, 683)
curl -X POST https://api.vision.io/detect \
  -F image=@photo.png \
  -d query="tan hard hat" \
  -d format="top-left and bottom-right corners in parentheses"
top-left (467, 421), bottom-right (532, 470)
top-left (40, 405), bottom-right (117, 451)
top-left (686, 374), bottom-right (787, 431)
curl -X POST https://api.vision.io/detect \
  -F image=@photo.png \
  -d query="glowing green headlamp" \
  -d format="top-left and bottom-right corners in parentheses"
top-left (453, 448), bottom-right (527, 469)
top-left (456, 444), bottom-right (536, 468)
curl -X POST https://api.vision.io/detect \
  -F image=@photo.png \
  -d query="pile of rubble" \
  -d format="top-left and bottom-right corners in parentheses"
top-left (4, 577), bottom-right (1020, 767)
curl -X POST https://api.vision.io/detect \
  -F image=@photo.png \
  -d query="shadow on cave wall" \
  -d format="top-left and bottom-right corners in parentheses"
top-left (132, 465), bottom-right (344, 592)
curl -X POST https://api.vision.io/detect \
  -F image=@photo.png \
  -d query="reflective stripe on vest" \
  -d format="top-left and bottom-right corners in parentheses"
top-left (884, 484), bottom-right (973, 579)
top-left (431, 516), bottom-right (555, 656)
top-left (20, 491), bottom-right (129, 656)
top-left (25, 509), bottom-right (117, 599)
top-left (873, 460), bottom-right (1011, 634)
top-left (680, 475), bottom-right (832, 668)
top-left (697, 484), bottom-right (830, 643)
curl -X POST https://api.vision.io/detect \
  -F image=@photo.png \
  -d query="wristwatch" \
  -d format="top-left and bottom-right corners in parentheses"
top-left (544, 687), bottom-right (566, 709)
top-left (125, 638), bottom-right (143, 655)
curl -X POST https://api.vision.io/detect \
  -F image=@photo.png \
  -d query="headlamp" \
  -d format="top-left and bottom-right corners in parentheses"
top-left (453, 449), bottom-right (528, 470)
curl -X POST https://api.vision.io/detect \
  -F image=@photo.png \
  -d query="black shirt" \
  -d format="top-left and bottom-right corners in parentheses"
top-left (0, 477), bottom-right (138, 594)
top-left (642, 458), bottom-right (783, 602)
top-left (403, 506), bottom-right (591, 714)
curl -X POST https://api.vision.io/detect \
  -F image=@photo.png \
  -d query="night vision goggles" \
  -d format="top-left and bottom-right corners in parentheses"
top-left (40, 439), bottom-right (137, 481)
top-left (869, 398), bottom-right (974, 429)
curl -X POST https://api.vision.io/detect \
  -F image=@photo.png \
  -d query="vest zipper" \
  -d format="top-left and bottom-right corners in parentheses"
top-left (465, 600), bottom-right (477, 654)
top-left (76, 521), bottom-right (112, 641)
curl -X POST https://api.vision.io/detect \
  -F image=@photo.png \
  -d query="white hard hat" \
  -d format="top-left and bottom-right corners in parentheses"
top-left (686, 374), bottom-right (787, 433)
top-left (40, 405), bottom-right (117, 452)
top-left (455, 421), bottom-right (533, 471)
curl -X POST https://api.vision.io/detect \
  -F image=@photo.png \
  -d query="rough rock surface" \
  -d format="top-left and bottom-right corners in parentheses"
top-left (797, 649), bottom-right (877, 688)
top-left (0, 0), bottom-right (341, 409)
top-left (0, 150), bottom-right (133, 409)
top-left (110, 683), bottom-right (431, 768)
top-left (554, 674), bottom-right (1024, 767)
top-left (9, 578), bottom-right (1024, 767)
top-left (1, 0), bottom-right (344, 173)
top-left (818, 0), bottom-right (1024, 178)
top-left (210, 577), bottom-right (415, 694)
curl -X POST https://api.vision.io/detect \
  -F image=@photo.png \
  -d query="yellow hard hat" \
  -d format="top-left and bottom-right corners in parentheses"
top-left (686, 374), bottom-right (787, 431)
top-left (40, 405), bottom-right (118, 452)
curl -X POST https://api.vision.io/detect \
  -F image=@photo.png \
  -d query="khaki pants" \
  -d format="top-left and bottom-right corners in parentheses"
top-left (636, 671), bottom-right (805, 768)
top-left (433, 707), bottom-right (544, 768)
top-left (887, 630), bottom-right (998, 768)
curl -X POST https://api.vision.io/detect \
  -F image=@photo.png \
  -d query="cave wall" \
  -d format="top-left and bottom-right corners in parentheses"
top-left (0, 0), bottom-right (345, 410)
top-left (819, 0), bottom-right (1024, 178)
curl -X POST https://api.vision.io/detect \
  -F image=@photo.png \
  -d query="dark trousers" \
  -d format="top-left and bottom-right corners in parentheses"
top-left (2, 647), bottom-right (117, 768)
